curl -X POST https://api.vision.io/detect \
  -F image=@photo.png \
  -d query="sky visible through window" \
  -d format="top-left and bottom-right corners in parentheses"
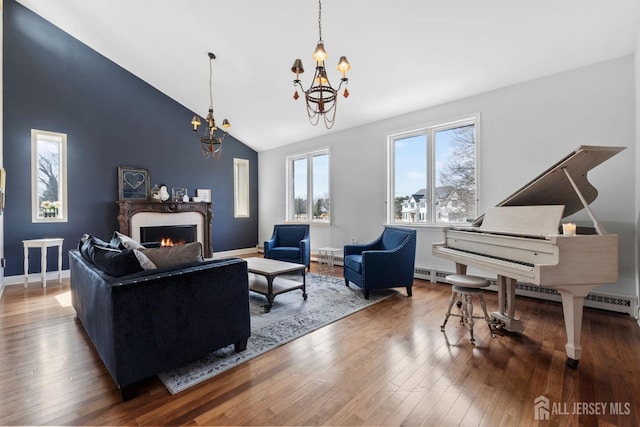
top-left (394, 131), bottom-right (456, 197)
top-left (294, 154), bottom-right (329, 199)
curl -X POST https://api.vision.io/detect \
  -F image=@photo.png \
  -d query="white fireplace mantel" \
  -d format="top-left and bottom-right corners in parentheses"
top-left (117, 200), bottom-right (213, 257)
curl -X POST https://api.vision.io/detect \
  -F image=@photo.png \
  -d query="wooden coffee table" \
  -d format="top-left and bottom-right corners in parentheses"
top-left (245, 257), bottom-right (307, 312)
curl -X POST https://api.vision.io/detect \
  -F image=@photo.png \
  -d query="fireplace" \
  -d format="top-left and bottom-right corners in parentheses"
top-left (117, 200), bottom-right (213, 257)
top-left (140, 224), bottom-right (197, 247)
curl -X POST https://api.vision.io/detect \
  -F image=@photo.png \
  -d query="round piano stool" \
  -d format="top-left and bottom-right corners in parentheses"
top-left (440, 274), bottom-right (495, 345)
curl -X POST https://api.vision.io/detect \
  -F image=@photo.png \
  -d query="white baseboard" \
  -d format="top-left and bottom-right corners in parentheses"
top-left (4, 270), bottom-right (71, 287)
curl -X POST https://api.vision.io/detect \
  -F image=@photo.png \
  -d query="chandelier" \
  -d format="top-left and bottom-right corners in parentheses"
top-left (190, 52), bottom-right (230, 159)
top-left (291, 0), bottom-right (350, 129)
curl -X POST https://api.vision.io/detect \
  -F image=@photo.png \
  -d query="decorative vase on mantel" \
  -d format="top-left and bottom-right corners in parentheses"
top-left (150, 185), bottom-right (161, 201)
top-left (158, 185), bottom-right (170, 202)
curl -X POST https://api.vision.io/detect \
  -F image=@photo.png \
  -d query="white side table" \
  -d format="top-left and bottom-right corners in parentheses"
top-left (23, 238), bottom-right (64, 288)
top-left (317, 247), bottom-right (342, 281)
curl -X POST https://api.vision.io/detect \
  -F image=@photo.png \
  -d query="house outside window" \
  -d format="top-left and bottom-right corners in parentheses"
top-left (389, 115), bottom-right (479, 225)
top-left (286, 149), bottom-right (330, 223)
top-left (31, 129), bottom-right (68, 223)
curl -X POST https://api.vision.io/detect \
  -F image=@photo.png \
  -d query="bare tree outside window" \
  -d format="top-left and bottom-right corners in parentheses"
top-left (37, 143), bottom-right (60, 207)
top-left (31, 130), bottom-right (67, 222)
top-left (436, 124), bottom-right (476, 223)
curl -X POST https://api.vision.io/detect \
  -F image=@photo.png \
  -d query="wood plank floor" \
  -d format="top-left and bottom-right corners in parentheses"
top-left (2, 262), bottom-right (640, 426)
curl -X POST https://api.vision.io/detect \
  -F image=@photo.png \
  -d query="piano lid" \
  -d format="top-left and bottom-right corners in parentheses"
top-left (473, 145), bottom-right (625, 226)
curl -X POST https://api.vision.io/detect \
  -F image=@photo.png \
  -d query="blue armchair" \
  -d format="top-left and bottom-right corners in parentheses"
top-left (343, 226), bottom-right (417, 299)
top-left (264, 224), bottom-right (311, 270)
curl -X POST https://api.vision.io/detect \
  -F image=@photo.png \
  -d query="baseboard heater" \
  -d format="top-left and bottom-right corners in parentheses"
top-left (414, 266), bottom-right (637, 317)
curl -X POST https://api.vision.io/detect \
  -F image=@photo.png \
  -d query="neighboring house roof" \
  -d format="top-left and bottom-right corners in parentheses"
top-left (435, 186), bottom-right (454, 201)
top-left (412, 188), bottom-right (426, 200)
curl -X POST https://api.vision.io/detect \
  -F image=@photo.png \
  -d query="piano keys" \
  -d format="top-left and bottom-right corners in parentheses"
top-left (432, 145), bottom-right (625, 368)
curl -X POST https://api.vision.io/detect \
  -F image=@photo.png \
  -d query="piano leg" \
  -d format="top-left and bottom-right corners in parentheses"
top-left (555, 284), bottom-right (600, 369)
top-left (491, 275), bottom-right (525, 333)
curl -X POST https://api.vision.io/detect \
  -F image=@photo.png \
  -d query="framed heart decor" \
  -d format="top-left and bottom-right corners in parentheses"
top-left (118, 166), bottom-right (150, 200)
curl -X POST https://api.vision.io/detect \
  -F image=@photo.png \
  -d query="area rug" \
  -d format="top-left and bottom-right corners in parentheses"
top-left (157, 273), bottom-right (396, 394)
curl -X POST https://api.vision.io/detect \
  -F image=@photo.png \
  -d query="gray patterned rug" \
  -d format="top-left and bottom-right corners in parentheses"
top-left (158, 273), bottom-right (396, 394)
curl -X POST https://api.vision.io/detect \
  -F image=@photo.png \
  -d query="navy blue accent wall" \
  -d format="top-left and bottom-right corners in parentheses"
top-left (2, 0), bottom-right (258, 276)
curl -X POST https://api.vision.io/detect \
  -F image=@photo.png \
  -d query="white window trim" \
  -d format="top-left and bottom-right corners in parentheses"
top-left (286, 147), bottom-right (331, 223)
top-left (386, 114), bottom-right (481, 226)
top-left (233, 158), bottom-right (250, 218)
top-left (31, 129), bottom-right (68, 223)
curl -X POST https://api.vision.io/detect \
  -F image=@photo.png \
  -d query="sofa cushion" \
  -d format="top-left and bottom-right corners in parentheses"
top-left (88, 245), bottom-right (143, 277)
top-left (268, 247), bottom-right (301, 260)
top-left (344, 254), bottom-right (363, 274)
top-left (133, 249), bottom-right (157, 270)
top-left (276, 226), bottom-right (308, 247)
top-left (110, 231), bottom-right (145, 250)
top-left (134, 241), bottom-right (204, 270)
top-left (78, 234), bottom-right (114, 263)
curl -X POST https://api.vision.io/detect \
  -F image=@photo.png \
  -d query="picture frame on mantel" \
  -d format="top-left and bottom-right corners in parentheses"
top-left (196, 189), bottom-right (211, 203)
top-left (118, 166), bottom-right (150, 200)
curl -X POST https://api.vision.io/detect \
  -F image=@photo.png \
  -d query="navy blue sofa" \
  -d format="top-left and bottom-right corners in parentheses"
top-left (343, 226), bottom-right (417, 299)
top-left (69, 249), bottom-right (251, 400)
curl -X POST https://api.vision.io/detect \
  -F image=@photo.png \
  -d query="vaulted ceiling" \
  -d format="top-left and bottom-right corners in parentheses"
top-left (15, 0), bottom-right (640, 152)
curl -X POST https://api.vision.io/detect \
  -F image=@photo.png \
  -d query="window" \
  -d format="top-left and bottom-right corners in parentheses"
top-left (31, 129), bottom-right (67, 223)
top-left (388, 116), bottom-right (478, 225)
top-left (287, 149), bottom-right (330, 222)
top-left (234, 158), bottom-right (250, 218)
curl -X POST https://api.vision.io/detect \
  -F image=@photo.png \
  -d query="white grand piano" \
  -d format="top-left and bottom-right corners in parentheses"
top-left (432, 145), bottom-right (625, 368)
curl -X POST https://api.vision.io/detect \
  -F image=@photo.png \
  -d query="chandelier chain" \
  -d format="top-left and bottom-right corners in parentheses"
top-left (318, 0), bottom-right (322, 41)
top-left (208, 57), bottom-right (214, 108)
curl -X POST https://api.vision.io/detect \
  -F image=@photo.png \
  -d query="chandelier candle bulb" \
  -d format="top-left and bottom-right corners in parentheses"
top-left (313, 41), bottom-right (328, 62)
top-left (191, 115), bottom-right (201, 131)
top-left (337, 56), bottom-right (351, 78)
top-left (562, 222), bottom-right (576, 235)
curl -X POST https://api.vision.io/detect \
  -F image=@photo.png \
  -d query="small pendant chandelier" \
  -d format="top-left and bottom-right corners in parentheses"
top-left (190, 52), bottom-right (230, 160)
top-left (291, 0), bottom-right (350, 129)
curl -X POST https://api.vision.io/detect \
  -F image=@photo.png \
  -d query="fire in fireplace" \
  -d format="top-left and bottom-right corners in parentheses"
top-left (140, 225), bottom-right (197, 247)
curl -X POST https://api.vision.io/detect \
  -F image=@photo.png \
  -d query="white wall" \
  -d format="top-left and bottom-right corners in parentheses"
top-left (635, 33), bottom-right (640, 313)
top-left (0, 3), bottom-right (5, 298)
top-left (259, 55), bottom-right (636, 297)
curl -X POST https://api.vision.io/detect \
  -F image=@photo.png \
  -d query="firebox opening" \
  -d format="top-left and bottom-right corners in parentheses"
top-left (140, 225), bottom-right (197, 247)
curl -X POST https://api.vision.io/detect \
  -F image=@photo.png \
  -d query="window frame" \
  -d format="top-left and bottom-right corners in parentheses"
top-left (387, 114), bottom-right (480, 226)
top-left (233, 158), bottom-right (250, 218)
top-left (286, 148), bottom-right (331, 223)
top-left (31, 129), bottom-right (68, 223)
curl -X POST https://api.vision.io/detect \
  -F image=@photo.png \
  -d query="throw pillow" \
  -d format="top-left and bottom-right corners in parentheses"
top-left (88, 245), bottom-right (143, 277)
top-left (134, 241), bottom-right (204, 270)
top-left (110, 231), bottom-right (145, 250)
top-left (78, 234), bottom-right (113, 263)
top-left (133, 249), bottom-right (157, 270)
